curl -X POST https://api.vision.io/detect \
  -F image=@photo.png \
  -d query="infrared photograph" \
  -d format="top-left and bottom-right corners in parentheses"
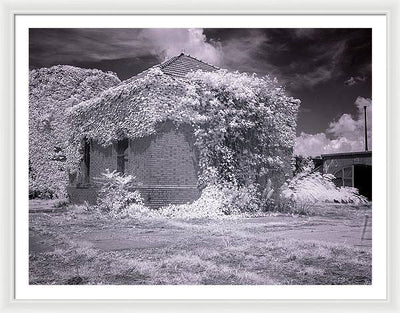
top-left (28, 28), bottom-right (372, 286)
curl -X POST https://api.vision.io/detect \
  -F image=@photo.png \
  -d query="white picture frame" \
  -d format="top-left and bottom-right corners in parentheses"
top-left (1, 0), bottom-right (399, 311)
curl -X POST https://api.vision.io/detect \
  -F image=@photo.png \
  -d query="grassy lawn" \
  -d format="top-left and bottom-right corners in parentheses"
top-left (29, 201), bottom-right (371, 285)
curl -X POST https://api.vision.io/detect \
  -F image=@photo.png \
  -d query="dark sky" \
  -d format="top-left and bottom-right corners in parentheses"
top-left (29, 28), bottom-right (372, 153)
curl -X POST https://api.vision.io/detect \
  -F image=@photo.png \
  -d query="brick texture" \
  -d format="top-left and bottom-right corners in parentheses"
top-left (68, 122), bottom-right (200, 207)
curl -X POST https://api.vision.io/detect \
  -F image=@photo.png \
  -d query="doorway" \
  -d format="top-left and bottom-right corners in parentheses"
top-left (354, 164), bottom-right (372, 201)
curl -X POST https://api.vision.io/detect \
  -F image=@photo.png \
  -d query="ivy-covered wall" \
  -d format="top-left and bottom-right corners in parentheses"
top-left (29, 65), bottom-right (121, 198)
top-left (67, 67), bottom-right (300, 206)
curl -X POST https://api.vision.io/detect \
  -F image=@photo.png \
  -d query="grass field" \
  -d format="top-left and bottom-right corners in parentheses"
top-left (29, 201), bottom-right (372, 285)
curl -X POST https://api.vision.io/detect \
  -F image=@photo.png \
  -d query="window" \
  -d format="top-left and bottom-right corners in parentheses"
top-left (334, 166), bottom-right (353, 187)
top-left (116, 138), bottom-right (129, 174)
top-left (83, 139), bottom-right (90, 184)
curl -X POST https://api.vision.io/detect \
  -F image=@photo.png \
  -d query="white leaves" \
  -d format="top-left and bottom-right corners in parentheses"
top-left (95, 169), bottom-right (145, 214)
top-left (280, 171), bottom-right (368, 205)
top-left (29, 65), bottom-right (121, 197)
top-left (31, 64), bottom-right (300, 202)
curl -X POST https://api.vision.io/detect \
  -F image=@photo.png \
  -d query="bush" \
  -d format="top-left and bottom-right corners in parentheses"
top-left (94, 169), bottom-right (145, 216)
top-left (158, 183), bottom-right (260, 219)
top-left (280, 171), bottom-right (368, 206)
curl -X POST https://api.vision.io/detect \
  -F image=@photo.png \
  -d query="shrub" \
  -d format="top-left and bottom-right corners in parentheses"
top-left (94, 169), bottom-right (145, 216)
top-left (280, 171), bottom-right (368, 206)
top-left (158, 183), bottom-right (260, 219)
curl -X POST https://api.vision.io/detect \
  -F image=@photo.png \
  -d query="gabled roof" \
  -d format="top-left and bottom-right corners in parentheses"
top-left (124, 53), bottom-right (218, 83)
top-left (158, 53), bottom-right (218, 77)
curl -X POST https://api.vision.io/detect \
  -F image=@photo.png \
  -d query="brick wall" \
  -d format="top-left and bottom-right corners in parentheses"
top-left (126, 123), bottom-right (198, 186)
top-left (138, 186), bottom-right (200, 209)
top-left (126, 122), bottom-right (200, 207)
top-left (68, 122), bottom-right (200, 207)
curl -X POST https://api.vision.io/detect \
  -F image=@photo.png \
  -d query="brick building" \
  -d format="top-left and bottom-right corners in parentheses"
top-left (67, 54), bottom-right (217, 207)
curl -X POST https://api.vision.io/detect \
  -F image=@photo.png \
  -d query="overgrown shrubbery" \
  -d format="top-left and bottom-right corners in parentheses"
top-left (280, 170), bottom-right (368, 214)
top-left (29, 66), bottom-right (120, 198)
top-left (91, 169), bottom-right (265, 219)
top-left (94, 169), bottom-right (146, 217)
top-left (68, 68), bottom-right (300, 199)
top-left (158, 183), bottom-right (260, 219)
top-left (88, 166), bottom-right (368, 219)
top-left (91, 172), bottom-right (262, 219)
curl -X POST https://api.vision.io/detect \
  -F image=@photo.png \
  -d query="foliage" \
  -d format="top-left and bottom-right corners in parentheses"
top-left (94, 169), bottom-right (145, 215)
top-left (280, 171), bottom-right (368, 207)
top-left (92, 179), bottom-right (260, 219)
top-left (187, 70), bottom-right (299, 189)
top-left (157, 183), bottom-right (260, 219)
top-left (29, 65), bottom-right (120, 198)
top-left (68, 67), bottom-right (300, 198)
top-left (293, 156), bottom-right (315, 175)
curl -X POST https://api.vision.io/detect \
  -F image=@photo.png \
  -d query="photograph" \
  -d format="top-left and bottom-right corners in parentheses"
top-left (28, 27), bottom-right (372, 286)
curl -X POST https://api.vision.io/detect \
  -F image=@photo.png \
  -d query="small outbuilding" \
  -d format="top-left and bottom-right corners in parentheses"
top-left (321, 151), bottom-right (372, 200)
top-left (67, 54), bottom-right (217, 207)
top-left (66, 53), bottom-right (299, 207)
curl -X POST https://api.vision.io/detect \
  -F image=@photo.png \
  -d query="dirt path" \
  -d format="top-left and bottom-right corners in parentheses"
top-left (30, 205), bottom-right (371, 254)
top-left (241, 215), bottom-right (371, 249)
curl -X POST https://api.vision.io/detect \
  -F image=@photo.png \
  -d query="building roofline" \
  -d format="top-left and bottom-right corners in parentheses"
top-left (321, 151), bottom-right (372, 158)
top-left (126, 53), bottom-right (219, 82)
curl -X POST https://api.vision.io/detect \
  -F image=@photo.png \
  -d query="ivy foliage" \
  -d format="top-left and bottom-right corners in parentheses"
top-left (68, 67), bottom-right (300, 194)
top-left (29, 65), bottom-right (121, 198)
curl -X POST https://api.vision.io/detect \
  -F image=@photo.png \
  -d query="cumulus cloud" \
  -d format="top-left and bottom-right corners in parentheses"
top-left (140, 29), bottom-right (223, 65)
top-left (294, 97), bottom-right (372, 157)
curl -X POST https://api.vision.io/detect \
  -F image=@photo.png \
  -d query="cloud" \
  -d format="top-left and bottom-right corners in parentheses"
top-left (290, 66), bottom-right (334, 89)
top-left (293, 28), bottom-right (317, 39)
top-left (286, 40), bottom-right (347, 90)
top-left (294, 97), bottom-right (372, 157)
top-left (217, 30), bottom-right (269, 73)
top-left (213, 29), bottom-right (348, 90)
top-left (30, 28), bottom-right (372, 92)
top-left (344, 76), bottom-right (366, 86)
top-left (140, 29), bottom-right (223, 65)
top-left (29, 27), bottom-right (372, 100)
top-left (294, 132), bottom-right (365, 157)
top-left (30, 28), bottom-right (223, 67)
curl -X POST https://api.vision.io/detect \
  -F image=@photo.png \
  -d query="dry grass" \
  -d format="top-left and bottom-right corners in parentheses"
top-left (29, 202), bottom-right (371, 285)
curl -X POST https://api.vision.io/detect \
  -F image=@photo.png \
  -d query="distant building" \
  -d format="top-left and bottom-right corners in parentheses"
top-left (321, 151), bottom-right (372, 200)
